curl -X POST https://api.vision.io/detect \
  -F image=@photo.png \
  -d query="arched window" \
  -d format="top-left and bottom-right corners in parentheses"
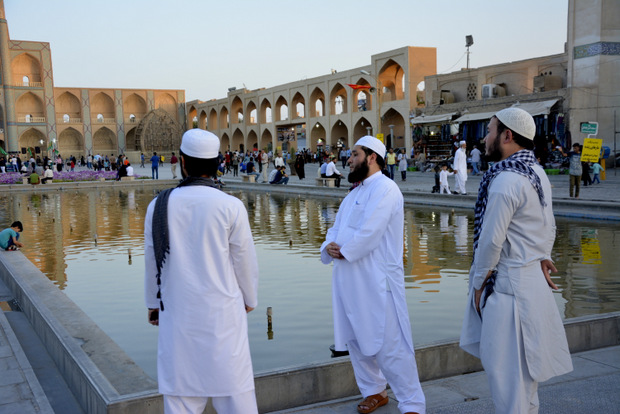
top-left (23, 76), bottom-right (30, 87)
top-left (25, 114), bottom-right (32, 123)
top-left (63, 114), bottom-right (70, 123)
top-left (129, 114), bottom-right (136, 123)
top-left (97, 113), bottom-right (104, 122)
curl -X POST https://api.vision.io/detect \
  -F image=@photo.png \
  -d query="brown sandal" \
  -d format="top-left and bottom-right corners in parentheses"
top-left (357, 393), bottom-right (388, 413)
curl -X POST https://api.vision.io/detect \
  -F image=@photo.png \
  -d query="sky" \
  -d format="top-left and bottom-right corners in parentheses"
top-left (6, 0), bottom-right (569, 102)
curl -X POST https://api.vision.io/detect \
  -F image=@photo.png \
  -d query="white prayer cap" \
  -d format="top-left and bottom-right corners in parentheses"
top-left (459, 140), bottom-right (466, 146)
top-left (495, 107), bottom-right (536, 140)
top-left (354, 136), bottom-right (386, 159)
top-left (180, 129), bottom-right (220, 159)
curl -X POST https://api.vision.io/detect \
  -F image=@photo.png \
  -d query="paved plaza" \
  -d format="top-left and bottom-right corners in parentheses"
top-left (0, 162), bottom-right (619, 413)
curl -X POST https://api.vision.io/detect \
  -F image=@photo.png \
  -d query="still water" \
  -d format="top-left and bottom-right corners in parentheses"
top-left (1, 187), bottom-right (619, 379)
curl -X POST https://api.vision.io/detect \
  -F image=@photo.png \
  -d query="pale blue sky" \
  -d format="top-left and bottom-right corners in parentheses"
top-left (6, 0), bottom-right (569, 102)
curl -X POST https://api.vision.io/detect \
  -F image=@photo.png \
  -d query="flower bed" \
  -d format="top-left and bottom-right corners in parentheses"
top-left (0, 170), bottom-right (143, 184)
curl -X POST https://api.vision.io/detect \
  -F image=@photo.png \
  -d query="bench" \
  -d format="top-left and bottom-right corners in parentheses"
top-left (315, 177), bottom-right (337, 188)
top-left (242, 175), bottom-right (256, 183)
top-left (120, 176), bottom-right (135, 181)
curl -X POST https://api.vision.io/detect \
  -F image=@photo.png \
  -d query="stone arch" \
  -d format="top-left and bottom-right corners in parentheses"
top-left (260, 129), bottom-right (272, 152)
top-left (18, 128), bottom-right (46, 153)
top-left (137, 108), bottom-right (183, 153)
top-left (219, 106), bottom-right (229, 129)
top-left (198, 110), bottom-right (207, 129)
top-left (221, 133), bottom-right (230, 151)
top-left (58, 127), bottom-right (84, 155)
top-left (248, 130), bottom-right (258, 151)
top-left (232, 128), bottom-right (244, 152)
top-left (275, 95), bottom-right (288, 121)
top-left (330, 121), bottom-right (349, 149)
top-left (310, 87), bottom-right (325, 117)
top-left (12, 53), bottom-right (42, 85)
top-left (330, 83), bottom-right (347, 115)
top-left (353, 117), bottom-right (373, 141)
top-left (91, 92), bottom-right (115, 120)
top-left (353, 78), bottom-right (373, 112)
top-left (125, 127), bottom-right (139, 151)
top-left (292, 92), bottom-right (305, 119)
top-left (246, 101), bottom-right (257, 125)
top-left (231, 96), bottom-right (243, 124)
top-left (16, 92), bottom-right (45, 120)
top-left (93, 127), bottom-right (117, 154)
top-left (155, 93), bottom-right (177, 117)
top-left (124, 93), bottom-right (147, 120)
top-left (381, 108), bottom-right (406, 150)
top-left (208, 108), bottom-right (218, 130)
top-left (260, 98), bottom-right (272, 123)
top-left (378, 59), bottom-right (405, 102)
top-left (310, 122), bottom-right (326, 153)
top-left (188, 105), bottom-right (197, 127)
top-left (56, 91), bottom-right (81, 120)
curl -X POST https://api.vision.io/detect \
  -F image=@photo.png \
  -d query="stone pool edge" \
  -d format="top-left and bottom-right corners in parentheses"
top-left (1, 250), bottom-right (619, 413)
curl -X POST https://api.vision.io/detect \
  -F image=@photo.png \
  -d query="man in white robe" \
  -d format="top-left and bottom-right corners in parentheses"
top-left (453, 140), bottom-right (468, 194)
top-left (321, 136), bottom-right (425, 414)
top-left (460, 108), bottom-right (572, 414)
top-left (144, 129), bottom-right (259, 414)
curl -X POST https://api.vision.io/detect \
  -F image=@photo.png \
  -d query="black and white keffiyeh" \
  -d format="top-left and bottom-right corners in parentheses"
top-left (472, 149), bottom-right (545, 305)
top-left (152, 177), bottom-right (221, 311)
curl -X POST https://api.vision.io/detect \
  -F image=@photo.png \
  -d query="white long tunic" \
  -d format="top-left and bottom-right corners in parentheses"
top-left (460, 166), bottom-right (573, 382)
top-left (453, 148), bottom-right (468, 190)
top-left (321, 172), bottom-right (414, 356)
top-left (144, 186), bottom-right (259, 396)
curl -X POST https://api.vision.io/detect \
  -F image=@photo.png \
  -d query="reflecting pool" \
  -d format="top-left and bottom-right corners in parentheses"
top-left (1, 187), bottom-right (619, 379)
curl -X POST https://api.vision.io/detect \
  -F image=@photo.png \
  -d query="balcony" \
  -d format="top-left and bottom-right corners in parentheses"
top-left (57, 117), bottom-right (83, 124)
top-left (17, 116), bottom-right (46, 123)
top-left (13, 81), bottom-right (43, 88)
top-left (92, 118), bottom-right (116, 125)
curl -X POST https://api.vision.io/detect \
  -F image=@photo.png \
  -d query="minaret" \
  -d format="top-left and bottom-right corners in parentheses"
top-left (0, 0), bottom-right (17, 152)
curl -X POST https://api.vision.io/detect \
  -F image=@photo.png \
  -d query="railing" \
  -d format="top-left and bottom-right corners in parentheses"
top-left (91, 118), bottom-right (116, 124)
top-left (125, 117), bottom-right (142, 124)
top-left (17, 116), bottom-right (46, 123)
top-left (56, 118), bottom-right (83, 124)
top-left (13, 81), bottom-right (43, 88)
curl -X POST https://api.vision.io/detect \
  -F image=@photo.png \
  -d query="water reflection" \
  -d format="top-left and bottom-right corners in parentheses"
top-left (0, 188), bottom-right (619, 378)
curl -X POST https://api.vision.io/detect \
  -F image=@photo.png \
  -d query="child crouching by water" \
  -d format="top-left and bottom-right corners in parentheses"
top-left (0, 221), bottom-right (24, 251)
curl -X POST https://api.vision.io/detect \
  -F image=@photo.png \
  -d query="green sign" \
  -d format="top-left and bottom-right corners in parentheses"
top-left (580, 122), bottom-right (598, 135)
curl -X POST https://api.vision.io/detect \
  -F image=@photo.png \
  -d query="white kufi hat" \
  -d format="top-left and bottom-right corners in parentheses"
top-left (354, 136), bottom-right (386, 159)
top-left (495, 107), bottom-right (536, 140)
top-left (180, 129), bottom-right (220, 159)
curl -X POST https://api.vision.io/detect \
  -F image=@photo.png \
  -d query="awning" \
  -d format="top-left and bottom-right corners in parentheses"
top-left (453, 98), bottom-right (561, 123)
top-left (410, 112), bottom-right (457, 124)
top-left (453, 111), bottom-right (497, 123)
top-left (511, 98), bottom-right (560, 116)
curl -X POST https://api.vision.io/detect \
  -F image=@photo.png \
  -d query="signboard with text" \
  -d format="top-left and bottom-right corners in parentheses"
top-left (376, 133), bottom-right (384, 143)
top-left (580, 122), bottom-right (598, 135)
top-left (580, 138), bottom-right (603, 163)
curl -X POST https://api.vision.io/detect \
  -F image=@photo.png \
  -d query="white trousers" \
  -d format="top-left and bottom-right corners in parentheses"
top-left (440, 183), bottom-right (451, 194)
top-left (163, 390), bottom-right (258, 414)
top-left (171, 163), bottom-right (177, 178)
top-left (455, 174), bottom-right (467, 194)
top-left (347, 291), bottom-right (426, 414)
top-left (480, 291), bottom-right (539, 414)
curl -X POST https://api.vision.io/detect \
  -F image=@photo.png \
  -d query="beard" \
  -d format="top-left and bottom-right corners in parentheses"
top-left (348, 157), bottom-right (370, 182)
top-left (485, 136), bottom-right (502, 162)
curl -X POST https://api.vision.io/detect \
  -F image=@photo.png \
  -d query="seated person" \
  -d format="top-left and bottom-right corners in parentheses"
top-left (325, 155), bottom-right (342, 188)
top-left (268, 168), bottom-right (279, 183)
top-left (270, 166), bottom-right (289, 185)
top-left (320, 161), bottom-right (328, 178)
top-left (29, 171), bottom-right (40, 185)
top-left (126, 163), bottom-right (134, 177)
top-left (116, 163), bottom-right (128, 180)
top-left (0, 221), bottom-right (24, 251)
top-left (41, 166), bottom-right (54, 183)
top-left (245, 157), bottom-right (262, 182)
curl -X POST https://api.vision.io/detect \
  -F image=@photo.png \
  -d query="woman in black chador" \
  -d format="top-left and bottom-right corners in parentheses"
top-left (295, 153), bottom-right (305, 180)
